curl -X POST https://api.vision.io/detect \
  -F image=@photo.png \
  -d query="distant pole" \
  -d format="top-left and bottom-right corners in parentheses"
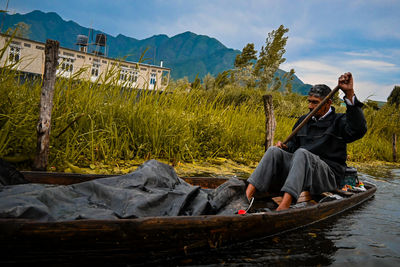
top-left (0, 0), bottom-right (10, 32)
top-left (393, 133), bottom-right (397, 162)
top-left (33, 39), bottom-right (59, 170)
top-left (263, 94), bottom-right (276, 151)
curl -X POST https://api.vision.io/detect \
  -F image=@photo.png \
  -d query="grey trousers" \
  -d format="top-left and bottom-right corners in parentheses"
top-left (247, 147), bottom-right (337, 201)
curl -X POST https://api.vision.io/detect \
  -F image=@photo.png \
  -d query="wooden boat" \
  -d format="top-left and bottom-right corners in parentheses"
top-left (0, 171), bottom-right (376, 264)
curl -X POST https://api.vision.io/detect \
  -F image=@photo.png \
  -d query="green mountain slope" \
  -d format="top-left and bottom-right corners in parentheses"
top-left (2, 10), bottom-right (311, 93)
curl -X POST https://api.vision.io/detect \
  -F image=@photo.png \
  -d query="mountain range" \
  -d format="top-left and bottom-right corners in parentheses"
top-left (1, 10), bottom-right (311, 94)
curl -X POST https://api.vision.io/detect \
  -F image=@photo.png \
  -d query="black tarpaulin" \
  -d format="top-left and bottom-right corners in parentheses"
top-left (0, 160), bottom-right (248, 221)
top-left (0, 159), bottom-right (29, 186)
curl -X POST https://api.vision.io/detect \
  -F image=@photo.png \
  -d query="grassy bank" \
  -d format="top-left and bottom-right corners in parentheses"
top-left (1, 61), bottom-right (399, 175)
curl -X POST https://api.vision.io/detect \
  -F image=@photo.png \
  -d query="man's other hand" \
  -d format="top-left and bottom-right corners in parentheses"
top-left (275, 141), bottom-right (288, 150)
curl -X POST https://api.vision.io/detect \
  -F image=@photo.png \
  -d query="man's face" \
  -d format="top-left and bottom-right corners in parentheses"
top-left (308, 95), bottom-right (331, 117)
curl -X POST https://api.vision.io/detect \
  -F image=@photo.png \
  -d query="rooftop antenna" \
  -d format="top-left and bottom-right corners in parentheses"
top-left (87, 21), bottom-right (93, 55)
top-left (0, 0), bottom-right (10, 33)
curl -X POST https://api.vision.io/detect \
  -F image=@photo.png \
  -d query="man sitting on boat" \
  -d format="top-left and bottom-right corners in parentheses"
top-left (245, 72), bottom-right (367, 211)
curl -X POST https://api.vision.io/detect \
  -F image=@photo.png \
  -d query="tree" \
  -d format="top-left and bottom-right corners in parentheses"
top-left (254, 25), bottom-right (289, 90)
top-left (283, 68), bottom-right (295, 93)
top-left (234, 65), bottom-right (257, 88)
top-left (212, 25), bottom-right (290, 90)
top-left (234, 43), bottom-right (257, 69)
top-left (387, 85), bottom-right (400, 107)
top-left (234, 43), bottom-right (257, 88)
top-left (270, 76), bottom-right (281, 91)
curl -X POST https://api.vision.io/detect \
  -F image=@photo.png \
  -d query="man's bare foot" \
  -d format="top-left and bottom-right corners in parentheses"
top-left (276, 192), bottom-right (293, 211)
top-left (246, 183), bottom-right (256, 201)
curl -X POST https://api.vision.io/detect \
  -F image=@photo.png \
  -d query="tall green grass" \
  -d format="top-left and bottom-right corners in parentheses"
top-left (1, 47), bottom-right (399, 171)
top-left (1, 65), bottom-right (269, 168)
top-left (348, 104), bottom-right (400, 162)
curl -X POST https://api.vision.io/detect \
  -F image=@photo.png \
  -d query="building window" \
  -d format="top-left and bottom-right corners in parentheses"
top-left (91, 63), bottom-right (100, 77)
top-left (77, 55), bottom-right (85, 59)
top-left (132, 71), bottom-right (138, 82)
top-left (59, 57), bottom-right (74, 72)
top-left (119, 69), bottom-right (129, 81)
top-left (150, 73), bottom-right (156, 85)
top-left (119, 69), bottom-right (138, 84)
top-left (9, 45), bottom-right (21, 63)
top-left (24, 43), bottom-right (31, 47)
top-left (36, 45), bottom-right (44, 50)
top-left (63, 51), bottom-right (75, 57)
top-left (127, 71), bottom-right (138, 83)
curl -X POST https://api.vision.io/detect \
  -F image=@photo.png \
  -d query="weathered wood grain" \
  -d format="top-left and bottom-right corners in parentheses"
top-left (33, 39), bottom-right (59, 171)
top-left (263, 94), bottom-right (276, 151)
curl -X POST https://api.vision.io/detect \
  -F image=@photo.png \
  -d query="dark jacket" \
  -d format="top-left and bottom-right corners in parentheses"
top-left (286, 97), bottom-right (367, 184)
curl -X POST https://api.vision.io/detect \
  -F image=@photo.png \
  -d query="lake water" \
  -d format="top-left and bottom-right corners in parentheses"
top-left (168, 166), bottom-right (400, 266)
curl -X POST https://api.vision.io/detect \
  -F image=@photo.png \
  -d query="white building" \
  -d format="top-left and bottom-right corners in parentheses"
top-left (0, 33), bottom-right (171, 90)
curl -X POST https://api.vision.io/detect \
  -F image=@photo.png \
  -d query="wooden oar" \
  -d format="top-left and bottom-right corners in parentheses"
top-left (283, 85), bottom-right (340, 144)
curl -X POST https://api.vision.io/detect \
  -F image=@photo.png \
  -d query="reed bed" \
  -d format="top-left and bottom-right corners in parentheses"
top-left (348, 104), bottom-right (400, 162)
top-left (1, 53), bottom-right (399, 172)
top-left (1, 66), bottom-right (269, 169)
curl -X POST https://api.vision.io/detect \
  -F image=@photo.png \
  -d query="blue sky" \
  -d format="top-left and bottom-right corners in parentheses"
top-left (3, 0), bottom-right (400, 101)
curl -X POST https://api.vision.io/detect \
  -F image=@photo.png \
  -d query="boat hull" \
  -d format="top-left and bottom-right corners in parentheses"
top-left (0, 172), bottom-right (376, 264)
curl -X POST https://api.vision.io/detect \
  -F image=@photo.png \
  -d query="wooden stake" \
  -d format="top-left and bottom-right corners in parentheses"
top-left (33, 39), bottom-right (59, 170)
top-left (263, 94), bottom-right (276, 151)
top-left (393, 133), bottom-right (397, 162)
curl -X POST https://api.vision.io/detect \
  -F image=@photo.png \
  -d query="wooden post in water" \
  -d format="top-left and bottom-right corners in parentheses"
top-left (33, 39), bottom-right (59, 170)
top-left (263, 94), bottom-right (276, 151)
top-left (393, 133), bottom-right (397, 162)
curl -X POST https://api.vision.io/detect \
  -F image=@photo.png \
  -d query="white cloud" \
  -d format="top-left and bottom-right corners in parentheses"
top-left (281, 60), bottom-right (342, 87)
top-left (355, 81), bottom-right (395, 102)
top-left (343, 50), bottom-right (390, 58)
top-left (282, 60), bottom-right (341, 74)
top-left (282, 57), bottom-right (398, 102)
top-left (347, 60), bottom-right (399, 71)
